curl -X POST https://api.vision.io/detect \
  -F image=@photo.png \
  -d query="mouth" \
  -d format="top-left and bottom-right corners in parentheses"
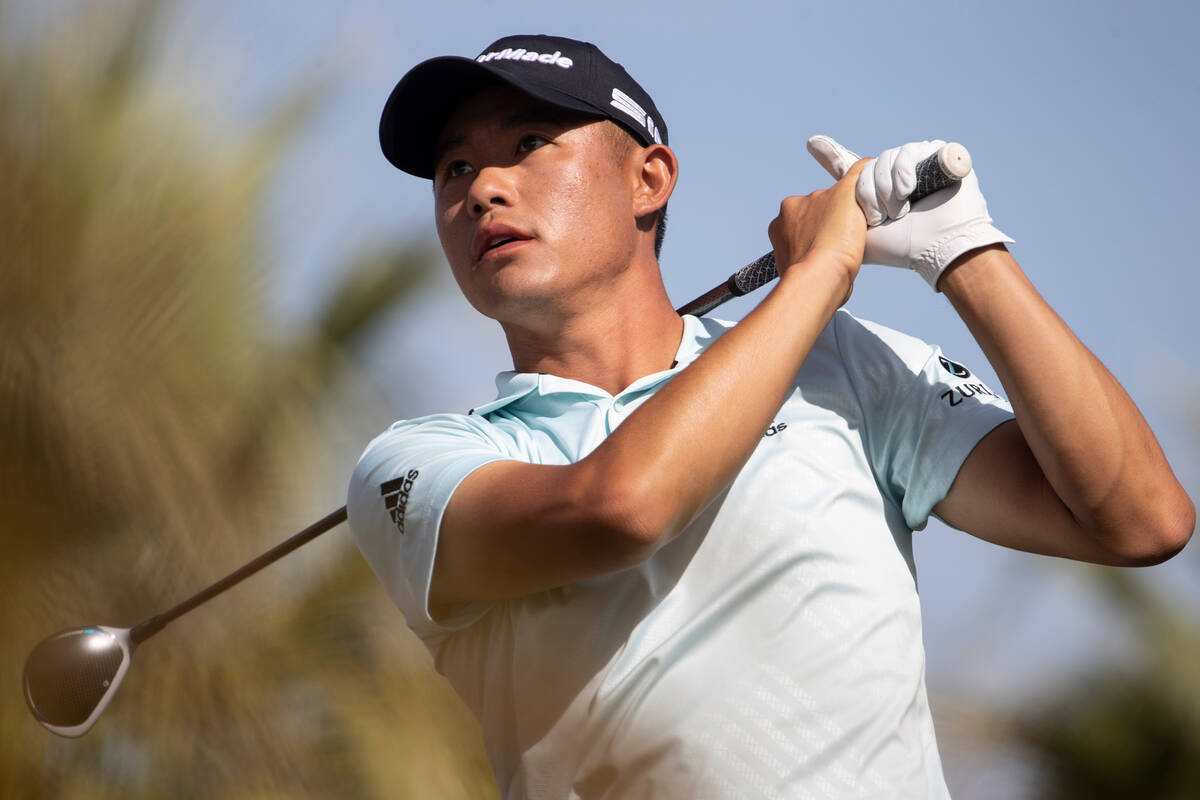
top-left (474, 225), bottom-right (532, 263)
top-left (485, 236), bottom-right (520, 253)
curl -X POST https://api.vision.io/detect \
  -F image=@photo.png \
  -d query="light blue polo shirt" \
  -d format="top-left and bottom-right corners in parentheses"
top-left (348, 311), bottom-right (1013, 799)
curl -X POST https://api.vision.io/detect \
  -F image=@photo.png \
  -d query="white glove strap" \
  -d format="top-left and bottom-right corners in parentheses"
top-left (912, 218), bottom-right (1014, 289)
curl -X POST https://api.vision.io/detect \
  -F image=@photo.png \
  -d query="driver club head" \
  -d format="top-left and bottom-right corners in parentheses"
top-left (23, 625), bottom-right (135, 738)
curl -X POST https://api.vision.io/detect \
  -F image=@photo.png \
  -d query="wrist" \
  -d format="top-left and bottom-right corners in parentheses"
top-left (936, 242), bottom-right (1014, 294)
top-left (780, 251), bottom-right (856, 309)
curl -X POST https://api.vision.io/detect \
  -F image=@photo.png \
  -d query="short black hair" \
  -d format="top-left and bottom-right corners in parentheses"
top-left (602, 122), bottom-right (667, 259)
top-left (653, 204), bottom-right (667, 260)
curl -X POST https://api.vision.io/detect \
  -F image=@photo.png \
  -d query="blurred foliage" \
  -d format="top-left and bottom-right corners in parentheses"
top-left (0, 1), bottom-right (497, 797)
top-left (1013, 564), bottom-right (1200, 800)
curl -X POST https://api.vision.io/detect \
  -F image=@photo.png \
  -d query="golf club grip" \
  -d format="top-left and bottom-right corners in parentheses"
top-left (675, 143), bottom-right (972, 316)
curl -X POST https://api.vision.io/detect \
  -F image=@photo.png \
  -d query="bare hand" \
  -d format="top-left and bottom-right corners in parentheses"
top-left (767, 158), bottom-right (870, 291)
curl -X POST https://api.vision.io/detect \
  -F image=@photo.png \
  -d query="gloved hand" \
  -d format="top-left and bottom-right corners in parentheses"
top-left (807, 135), bottom-right (1014, 290)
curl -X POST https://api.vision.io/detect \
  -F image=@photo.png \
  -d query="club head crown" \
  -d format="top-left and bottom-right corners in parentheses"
top-left (24, 625), bottom-right (133, 738)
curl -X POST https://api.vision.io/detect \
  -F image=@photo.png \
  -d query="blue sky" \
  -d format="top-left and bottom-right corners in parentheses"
top-left (24, 0), bottom-right (1200, 776)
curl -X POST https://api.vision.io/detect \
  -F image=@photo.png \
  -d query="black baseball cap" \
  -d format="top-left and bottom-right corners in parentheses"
top-left (379, 34), bottom-right (668, 179)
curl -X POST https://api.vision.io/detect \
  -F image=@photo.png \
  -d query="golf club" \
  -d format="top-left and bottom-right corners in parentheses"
top-left (24, 144), bottom-right (970, 738)
top-left (24, 506), bottom-right (347, 737)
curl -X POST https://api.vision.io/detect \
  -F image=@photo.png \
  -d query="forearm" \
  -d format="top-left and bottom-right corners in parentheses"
top-left (939, 244), bottom-right (1194, 557)
top-left (580, 257), bottom-right (850, 547)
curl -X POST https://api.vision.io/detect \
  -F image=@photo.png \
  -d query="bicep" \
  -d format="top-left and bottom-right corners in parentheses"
top-left (933, 419), bottom-right (1126, 564)
top-left (431, 459), bottom-right (646, 612)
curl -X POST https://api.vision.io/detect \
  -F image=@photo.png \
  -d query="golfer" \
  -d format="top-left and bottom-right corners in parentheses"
top-left (348, 34), bottom-right (1193, 799)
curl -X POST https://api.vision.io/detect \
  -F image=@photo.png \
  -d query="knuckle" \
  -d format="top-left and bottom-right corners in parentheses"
top-left (781, 194), bottom-right (814, 216)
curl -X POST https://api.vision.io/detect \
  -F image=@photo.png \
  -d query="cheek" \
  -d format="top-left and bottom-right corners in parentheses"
top-left (434, 199), bottom-right (468, 260)
top-left (545, 161), bottom-right (628, 246)
top-left (434, 208), bottom-right (453, 251)
top-left (555, 173), bottom-right (594, 230)
top-left (433, 191), bottom-right (456, 234)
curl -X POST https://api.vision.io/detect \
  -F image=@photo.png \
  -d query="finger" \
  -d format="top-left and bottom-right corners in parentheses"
top-left (841, 157), bottom-right (872, 183)
top-left (840, 157), bottom-right (876, 226)
top-left (807, 135), bottom-right (861, 180)
top-left (873, 148), bottom-right (909, 221)
top-left (855, 160), bottom-right (886, 227)
top-left (890, 140), bottom-right (943, 214)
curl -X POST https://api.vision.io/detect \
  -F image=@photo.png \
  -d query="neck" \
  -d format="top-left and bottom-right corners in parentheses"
top-left (499, 266), bottom-right (684, 396)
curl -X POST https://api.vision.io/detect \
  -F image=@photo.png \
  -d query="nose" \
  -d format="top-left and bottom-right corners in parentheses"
top-left (466, 165), bottom-right (516, 219)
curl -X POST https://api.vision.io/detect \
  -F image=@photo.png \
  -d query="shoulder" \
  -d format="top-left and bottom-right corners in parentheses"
top-left (352, 412), bottom-right (510, 479)
top-left (703, 310), bottom-right (930, 369)
top-left (831, 310), bottom-right (938, 373)
top-left (365, 411), bottom-right (502, 449)
top-left (794, 310), bottom-right (958, 420)
top-left (696, 315), bottom-right (736, 337)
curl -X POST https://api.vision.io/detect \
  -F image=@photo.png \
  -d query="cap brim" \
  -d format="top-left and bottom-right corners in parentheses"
top-left (379, 56), bottom-right (607, 179)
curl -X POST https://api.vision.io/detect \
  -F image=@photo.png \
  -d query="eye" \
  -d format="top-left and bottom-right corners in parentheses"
top-left (444, 159), bottom-right (474, 179)
top-left (516, 134), bottom-right (548, 154)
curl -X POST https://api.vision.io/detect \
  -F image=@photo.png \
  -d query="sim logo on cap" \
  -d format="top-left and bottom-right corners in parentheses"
top-left (610, 88), bottom-right (662, 144)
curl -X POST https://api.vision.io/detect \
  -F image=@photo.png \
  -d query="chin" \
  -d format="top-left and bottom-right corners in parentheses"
top-left (477, 265), bottom-right (561, 306)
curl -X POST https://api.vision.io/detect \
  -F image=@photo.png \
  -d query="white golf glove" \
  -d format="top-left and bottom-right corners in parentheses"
top-left (807, 135), bottom-right (1013, 290)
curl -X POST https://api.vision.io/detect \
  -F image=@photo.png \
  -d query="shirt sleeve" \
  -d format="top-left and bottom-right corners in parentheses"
top-left (346, 413), bottom-right (511, 637)
top-left (834, 311), bottom-right (1015, 531)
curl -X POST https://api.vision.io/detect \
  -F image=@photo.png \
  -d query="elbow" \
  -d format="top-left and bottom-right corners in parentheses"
top-left (1147, 493), bottom-right (1196, 564)
top-left (582, 477), bottom-right (676, 569)
top-left (1104, 493), bottom-right (1195, 567)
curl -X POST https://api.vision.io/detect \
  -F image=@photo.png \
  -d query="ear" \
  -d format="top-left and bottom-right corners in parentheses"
top-left (630, 144), bottom-right (678, 221)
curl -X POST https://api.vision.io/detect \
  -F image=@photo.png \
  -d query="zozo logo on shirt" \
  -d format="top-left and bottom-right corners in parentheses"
top-left (938, 356), bottom-right (971, 379)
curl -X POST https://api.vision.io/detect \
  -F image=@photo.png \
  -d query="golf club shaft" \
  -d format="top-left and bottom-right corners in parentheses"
top-left (23, 279), bottom-right (768, 740)
top-left (124, 277), bottom-right (757, 645)
top-left (129, 506), bottom-right (348, 644)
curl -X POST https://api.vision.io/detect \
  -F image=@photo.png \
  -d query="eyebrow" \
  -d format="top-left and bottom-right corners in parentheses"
top-left (433, 107), bottom-right (584, 168)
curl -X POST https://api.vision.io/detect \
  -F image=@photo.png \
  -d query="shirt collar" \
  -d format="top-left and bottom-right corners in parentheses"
top-left (468, 314), bottom-right (712, 417)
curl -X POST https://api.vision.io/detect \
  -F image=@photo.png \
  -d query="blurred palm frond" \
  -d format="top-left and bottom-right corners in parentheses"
top-left (0, 2), bottom-right (495, 798)
top-left (1013, 564), bottom-right (1200, 800)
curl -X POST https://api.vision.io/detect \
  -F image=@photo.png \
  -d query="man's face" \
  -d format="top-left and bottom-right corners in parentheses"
top-left (432, 85), bottom-right (640, 324)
